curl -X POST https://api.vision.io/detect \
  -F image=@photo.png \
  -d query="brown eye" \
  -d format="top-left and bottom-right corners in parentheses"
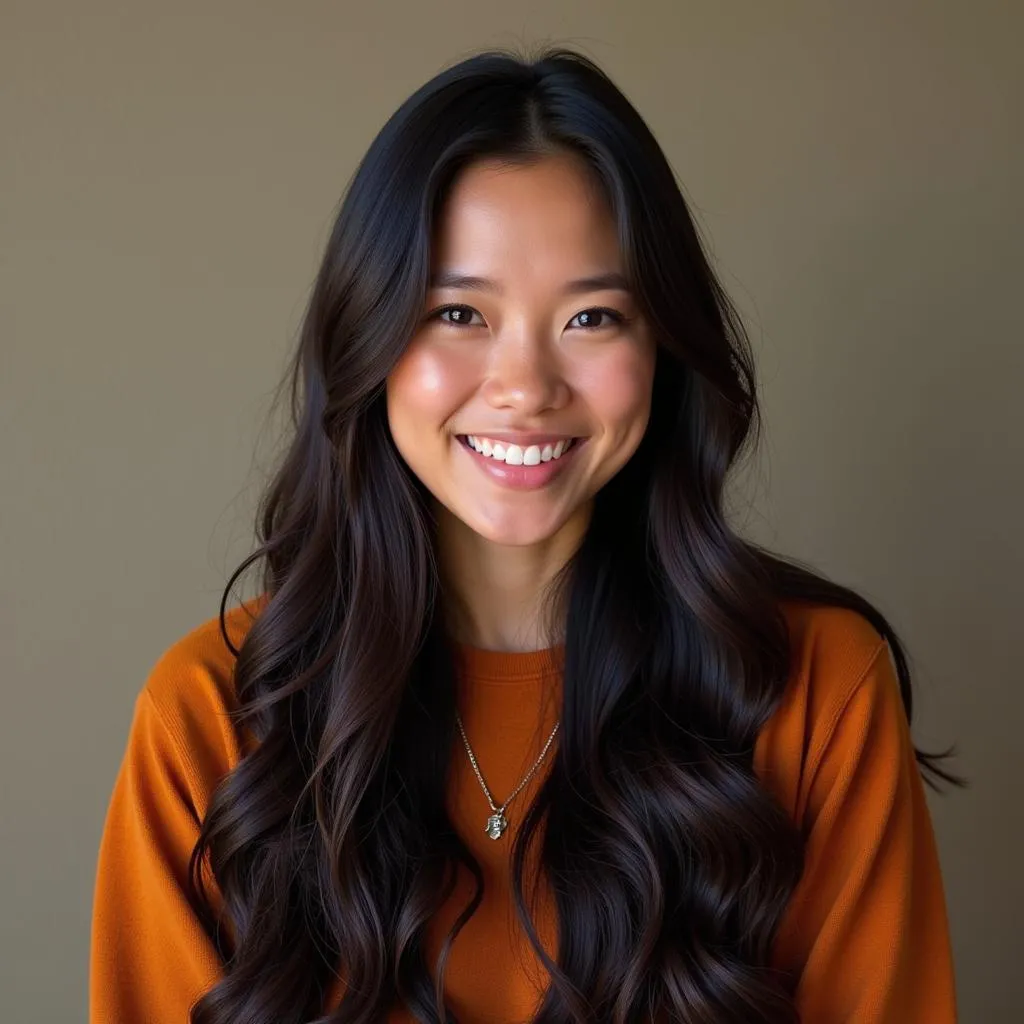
top-left (569, 307), bottom-right (625, 330)
top-left (433, 304), bottom-right (482, 326)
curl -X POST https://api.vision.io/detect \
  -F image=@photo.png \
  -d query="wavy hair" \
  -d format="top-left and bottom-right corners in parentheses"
top-left (188, 46), bottom-right (959, 1024)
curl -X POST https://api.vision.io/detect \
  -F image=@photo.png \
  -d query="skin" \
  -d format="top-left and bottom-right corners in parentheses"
top-left (386, 152), bottom-right (657, 652)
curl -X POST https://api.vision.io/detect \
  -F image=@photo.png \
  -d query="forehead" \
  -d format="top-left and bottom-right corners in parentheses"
top-left (431, 153), bottom-right (621, 271)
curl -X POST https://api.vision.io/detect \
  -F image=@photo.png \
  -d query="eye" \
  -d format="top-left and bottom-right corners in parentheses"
top-left (568, 307), bottom-right (626, 330)
top-left (429, 304), bottom-right (484, 327)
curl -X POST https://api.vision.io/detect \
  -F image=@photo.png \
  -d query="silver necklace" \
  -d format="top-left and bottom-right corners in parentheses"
top-left (455, 711), bottom-right (560, 840)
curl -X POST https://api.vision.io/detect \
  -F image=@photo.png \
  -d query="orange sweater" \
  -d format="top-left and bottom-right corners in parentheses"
top-left (90, 599), bottom-right (957, 1022)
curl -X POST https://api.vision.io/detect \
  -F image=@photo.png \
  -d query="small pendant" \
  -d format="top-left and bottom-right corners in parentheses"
top-left (485, 812), bottom-right (508, 840)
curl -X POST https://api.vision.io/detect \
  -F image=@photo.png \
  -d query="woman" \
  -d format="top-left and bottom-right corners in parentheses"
top-left (90, 47), bottom-right (959, 1023)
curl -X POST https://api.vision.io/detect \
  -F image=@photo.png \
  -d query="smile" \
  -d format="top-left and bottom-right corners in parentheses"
top-left (455, 434), bottom-right (587, 490)
top-left (460, 435), bottom-right (580, 465)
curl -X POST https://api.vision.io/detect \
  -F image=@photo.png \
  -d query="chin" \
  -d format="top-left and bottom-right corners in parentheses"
top-left (466, 512), bottom-right (567, 548)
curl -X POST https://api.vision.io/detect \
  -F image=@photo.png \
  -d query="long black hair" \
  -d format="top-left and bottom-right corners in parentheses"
top-left (188, 45), bottom-right (958, 1023)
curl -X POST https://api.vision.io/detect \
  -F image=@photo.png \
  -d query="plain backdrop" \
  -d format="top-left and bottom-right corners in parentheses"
top-left (3, 2), bottom-right (1021, 1020)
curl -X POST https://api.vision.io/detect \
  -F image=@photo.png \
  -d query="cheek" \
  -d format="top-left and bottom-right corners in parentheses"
top-left (386, 342), bottom-right (477, 443)
top-left (574, 344), bottom-right (656, 434)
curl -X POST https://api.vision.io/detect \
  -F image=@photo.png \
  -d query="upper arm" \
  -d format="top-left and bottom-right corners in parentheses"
top-left (90, 688), bottom-right (225, 1023)
top-left (772, 642), bottom-right (957, 1022)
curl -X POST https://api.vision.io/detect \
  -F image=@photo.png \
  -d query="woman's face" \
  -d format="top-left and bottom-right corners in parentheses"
top-left (386, 152), bottom-right (657, 548)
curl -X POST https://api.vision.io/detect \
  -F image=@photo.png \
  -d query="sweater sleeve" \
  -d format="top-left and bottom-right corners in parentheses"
top-left (89, 686), bottom-right (225, 1023)
top-left (773, 641), bottom-right (958, 1022)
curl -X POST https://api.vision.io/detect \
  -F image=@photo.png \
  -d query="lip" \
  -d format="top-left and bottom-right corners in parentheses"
top-left (456, 435), bottom-right (587, 490)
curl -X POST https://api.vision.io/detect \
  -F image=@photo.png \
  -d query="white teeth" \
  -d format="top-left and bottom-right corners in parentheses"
top-left (465, 436), bottom-right (576, 465)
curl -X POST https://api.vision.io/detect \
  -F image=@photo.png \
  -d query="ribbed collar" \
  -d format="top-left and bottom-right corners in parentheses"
top-left (452, 641), bottom-right (565, 684)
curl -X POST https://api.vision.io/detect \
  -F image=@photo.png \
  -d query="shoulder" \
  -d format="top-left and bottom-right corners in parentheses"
top-left (138, 595), bottom-right (266, 803)
top-left (755, 600), bottom-right (895, 818)
top-left (781, 597), bottom-right (886, 661)
top-left (778, 598), bottom-right (891, 719)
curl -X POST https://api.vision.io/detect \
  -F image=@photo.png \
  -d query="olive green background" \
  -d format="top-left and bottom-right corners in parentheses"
top-left (3, 2), bottom-right (1021, 1020)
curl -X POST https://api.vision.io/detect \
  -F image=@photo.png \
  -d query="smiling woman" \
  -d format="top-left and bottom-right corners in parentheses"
top-left (90, 45), bottom-right (959, 1024)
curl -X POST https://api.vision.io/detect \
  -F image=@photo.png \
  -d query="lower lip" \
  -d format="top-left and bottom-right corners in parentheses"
top-left (456, 437), bottom-right (586, 490)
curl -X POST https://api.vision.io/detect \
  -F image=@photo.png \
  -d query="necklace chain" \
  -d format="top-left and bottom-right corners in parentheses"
top-left (455, 711), bottom-right (560, 840)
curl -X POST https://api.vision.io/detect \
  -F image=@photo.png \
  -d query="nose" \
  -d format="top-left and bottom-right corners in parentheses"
top-left (479, 324), bottom-right (571, 416)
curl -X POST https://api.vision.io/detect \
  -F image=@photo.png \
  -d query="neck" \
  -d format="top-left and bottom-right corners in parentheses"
top-left (435, 500), bottom-right (589, 652)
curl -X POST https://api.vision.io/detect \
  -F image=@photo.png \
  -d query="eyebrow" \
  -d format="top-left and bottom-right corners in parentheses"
top-left (428, 270), bottom-right (632, 295)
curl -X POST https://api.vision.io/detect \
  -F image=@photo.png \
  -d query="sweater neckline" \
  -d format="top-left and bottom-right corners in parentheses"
top-left (452, 640), bottom-right (565, 684)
